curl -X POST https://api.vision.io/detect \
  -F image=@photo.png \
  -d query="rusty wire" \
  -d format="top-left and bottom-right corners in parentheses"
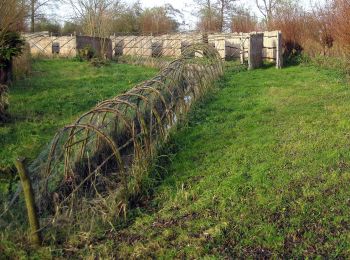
top-left (32, 43), bottom-right (223, 224)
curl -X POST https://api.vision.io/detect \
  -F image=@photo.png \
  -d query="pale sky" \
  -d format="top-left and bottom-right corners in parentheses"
top-left (140, 0), bottom-right (259, 30)
top-left (54, 0), bottom-right (315, 30)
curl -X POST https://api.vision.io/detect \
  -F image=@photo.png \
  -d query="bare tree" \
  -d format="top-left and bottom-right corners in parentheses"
top-left (332, 0), bottom-right (350, 54)
top-left (28, 0), bottom-right (55, 32)
top-left (231, 6), bottom-right (258, 32)
top-left (110, 1), bottom-right (142, 33)
top-left (0, 0), bottom-right (26, 34)
top-left (0, 0), bottom-right (26, 67)
top-left (217, 0), bottom-right (236, 32)
top-left (307, 1), bottom-right (333, 55)
top-left (269, 0), bottom-right (304, 57)
top-left (0, 0), bottom-right (26, 121)
top-left (67, 0), bottom-right (122, 37)
top-left (195, 0), bottom-right (236, 32)
top-left (194, 0), bottom-right (217, 32)
top-left (255, 0), bottom-right (280, 26)
top-left (139, 5), bottom-right (181, 35)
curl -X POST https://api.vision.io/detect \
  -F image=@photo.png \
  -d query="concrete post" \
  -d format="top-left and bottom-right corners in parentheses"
top-left (15, 157), bottom-right (42, 247)
top-left (248, 32), bottom-right (264, 70)
top-left (276, 31), bottom-right (283, 69)
top-left (240, 33), bottom-right (244, 64)
top-left (215, 36), bottom-right (226, 60)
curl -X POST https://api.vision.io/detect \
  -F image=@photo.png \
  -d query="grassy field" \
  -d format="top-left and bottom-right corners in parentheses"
top-left (68, 63), bottom-right (350, 258)
top-left (0, 60), bottom-right (157, 170)
top-left (2, 60), bottom-right (350, 258)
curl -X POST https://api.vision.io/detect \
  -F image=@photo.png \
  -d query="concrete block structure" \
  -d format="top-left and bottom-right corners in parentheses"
top-left (76, 36), bottom-right (112, 59)
top-left (248, 32), bottom-right (264, 69)
top-left (24, 32), bottom-right (112, 59)
top-left (159, 34), bottom-right (182, 57)
top-left (25, 31), bottom-right (283, 69)
top-left (24, 33), bottom-right (77, 57)
top-left (263, 31), bottom-right (283, 68)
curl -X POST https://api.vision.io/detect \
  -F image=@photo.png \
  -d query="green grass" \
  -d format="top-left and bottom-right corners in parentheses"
top-left (0, 59), bottom-right (157, 170)
top-left (75, 64), bottom-right (350, 258)
top-left (2, 60), bottom-right (350, 258)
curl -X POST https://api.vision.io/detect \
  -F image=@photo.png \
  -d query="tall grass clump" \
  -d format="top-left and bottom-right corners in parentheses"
top-left (12, 43), bottom-right (31, 80)
top-left (0, 84), bottom-right (9, 122)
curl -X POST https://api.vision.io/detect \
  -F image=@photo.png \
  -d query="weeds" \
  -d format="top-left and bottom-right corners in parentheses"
top-left (33, 44), bottom-right (223, 247)
top-left (0, 84), bottom-right (9, 123)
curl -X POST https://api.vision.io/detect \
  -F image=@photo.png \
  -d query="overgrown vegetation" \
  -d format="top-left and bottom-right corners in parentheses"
top-left (15, 45), bottom-right (221, 256)
top-left (0, 84), bottom-right (9, 122)
top-left (0, 32), bottom-right (25, 122)
top-left (12, 44), bottom-right (31, 80)
top-left (49, 62), bottom-right (350, 258)
top-left (1, 55), bottom-right (350, 258)
top-left (0, 59), bottom-right (157, 186)
top-left (0, 0), bottom-right (26, 122)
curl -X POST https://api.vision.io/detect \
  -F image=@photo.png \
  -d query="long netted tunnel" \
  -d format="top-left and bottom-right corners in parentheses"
top-left (24, 44), bottom-right (223, 230)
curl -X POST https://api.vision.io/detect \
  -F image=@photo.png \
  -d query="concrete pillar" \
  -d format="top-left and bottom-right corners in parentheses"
top-left (123, 36), bottom-right (137, 56)
top-left (248, 32), bottom-right (264, 70)
top-left (240, 33), bottom-right (244, 64)
top-left (133, 36), bottom-right (153, 57)
top-left (214, 36), bottom-right (225, 60)
top-left (163, 35), bottom-right (181, 57)
top-left (276, 31), bottom-right (283, 69)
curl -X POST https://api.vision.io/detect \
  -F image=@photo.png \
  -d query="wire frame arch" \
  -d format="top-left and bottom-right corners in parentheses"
top-left (36, 43), bottom-right (223, 221)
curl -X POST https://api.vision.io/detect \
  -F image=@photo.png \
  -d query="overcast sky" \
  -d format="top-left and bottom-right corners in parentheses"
top-left (55, 0), bottom-right (315, 30)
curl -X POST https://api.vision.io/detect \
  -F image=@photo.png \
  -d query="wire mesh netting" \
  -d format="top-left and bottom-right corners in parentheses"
top-left (0, 43), bottom-right (224, 237)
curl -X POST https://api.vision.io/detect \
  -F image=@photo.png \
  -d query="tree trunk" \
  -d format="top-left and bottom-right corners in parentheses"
top-left (220, 1), bottom-right (224, 32)
top-left (15, 157), bottom-right (42, 246)
top-left (0, 60), bottom-right (12, 85)
top-left (31, 0), bottom-right (35, 33)
top-left (0, 60), bottom-right (12, 123)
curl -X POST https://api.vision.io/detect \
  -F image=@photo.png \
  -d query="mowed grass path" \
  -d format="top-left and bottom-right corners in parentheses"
top-left (0, 60), bottom-right (157, 169)
top-left (97, 65), bottom-right (350, 258)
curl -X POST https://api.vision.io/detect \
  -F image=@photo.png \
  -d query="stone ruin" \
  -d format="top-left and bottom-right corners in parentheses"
top-left (23, 32), bottom-right (113, 59)
top-left (24, 31), bottom-right (283, 69)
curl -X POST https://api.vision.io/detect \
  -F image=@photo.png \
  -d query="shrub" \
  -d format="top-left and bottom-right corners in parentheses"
top-left (77, 45), bottom-right (95, 61)
top-left (0, 32), bottom-right (24, 65)
top-left (332, 0), bottom-right (350, 54)
top-left (268, 1), bottom-right (304, 63)
top-left (0, 31), bottom-right (25, 83)
top-left (0, 84), bottom-right (9, 123)
top-left (12, 43), bottom-right (31, 80)
top-left (89, 57), bottom-right (110, 67)
top-left (308, 55), bottom-right (350, 75)
top-left (0, 31), bottom-right (24, 122)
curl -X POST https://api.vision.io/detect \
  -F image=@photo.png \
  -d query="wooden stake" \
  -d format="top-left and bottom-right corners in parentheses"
top-left (15, 157), bottom-right (42, 247)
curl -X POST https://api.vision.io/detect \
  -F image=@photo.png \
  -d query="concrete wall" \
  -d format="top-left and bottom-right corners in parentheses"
top-left (24, 33), bottom-right (113, 59)
top-left (109, 32), bottom-right (282, 69)
top-left (111, 36), bottom-right (154, 57)
top-left (248, 33), bottom-right (264, 70)
top-left (208, 33), bottom-right (251, 61)
top-left (76, 36), bottom-right (112, 59)
top-left (24, 33), bottom-right (77, 57)
top-left (263, 30), bottom-right (283, 68)
top-left (111, 36), bottom-right (124, 56)
top-left (158, 34), bottom-right (182, 57)
top-left (208, 34), bottom-right (225, 59)
top-left (25, 31), bottom-right (283, 69)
